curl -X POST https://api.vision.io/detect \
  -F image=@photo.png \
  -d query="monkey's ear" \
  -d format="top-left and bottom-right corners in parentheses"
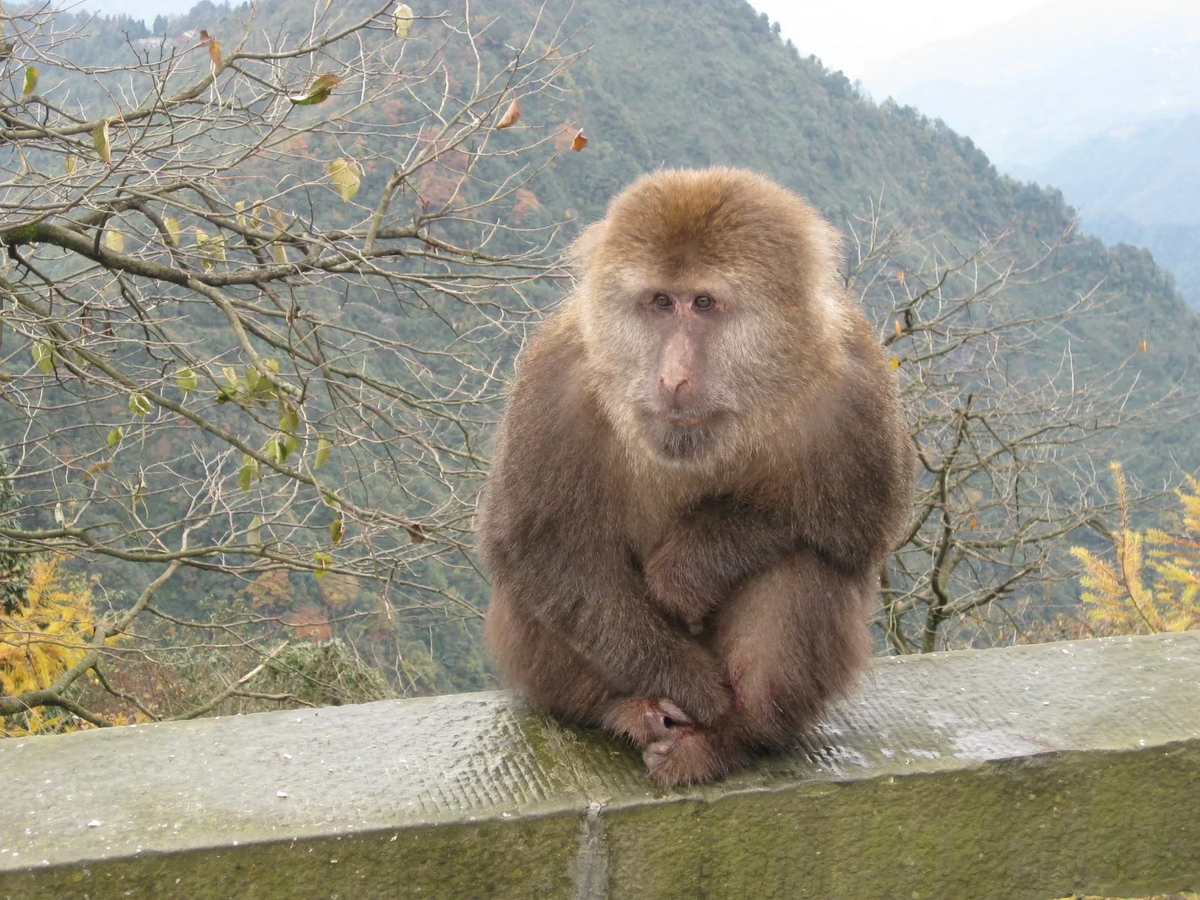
top-left (565, 222), bottom-right (606, 274)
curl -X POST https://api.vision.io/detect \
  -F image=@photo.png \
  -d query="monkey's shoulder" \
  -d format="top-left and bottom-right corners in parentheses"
top-left (487, 315), bottom-right (617, 510)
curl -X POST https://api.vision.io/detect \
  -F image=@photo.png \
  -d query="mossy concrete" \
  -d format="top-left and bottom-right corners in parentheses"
top-left (2, 632), bottom-right (1198, 899)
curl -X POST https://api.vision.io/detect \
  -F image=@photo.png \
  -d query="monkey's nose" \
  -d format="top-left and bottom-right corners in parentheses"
top-left (659, 375), bottom-right (692, 407)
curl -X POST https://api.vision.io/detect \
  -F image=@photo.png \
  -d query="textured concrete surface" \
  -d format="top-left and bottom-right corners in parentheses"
top-left (1, 632), bottom-right (1198, 899)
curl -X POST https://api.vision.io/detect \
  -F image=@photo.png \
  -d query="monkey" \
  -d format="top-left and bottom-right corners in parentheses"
top-left (476, 167), bottom-right (915, 787)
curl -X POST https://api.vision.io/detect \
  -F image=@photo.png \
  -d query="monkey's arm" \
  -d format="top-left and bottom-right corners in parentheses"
top-left (644, 497), bottom-right (795, 631)
top-left (478, 333), bottom-right (733, 726)
top-left (482, 512), bottom-right (733, 726)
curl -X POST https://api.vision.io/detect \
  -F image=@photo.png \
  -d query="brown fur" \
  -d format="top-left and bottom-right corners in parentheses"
top-left (477, 168), bottom-right (915, 787)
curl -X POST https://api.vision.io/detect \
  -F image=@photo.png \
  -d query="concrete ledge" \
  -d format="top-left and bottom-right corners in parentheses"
top-left (2, 632), bottom-right (1198, 899)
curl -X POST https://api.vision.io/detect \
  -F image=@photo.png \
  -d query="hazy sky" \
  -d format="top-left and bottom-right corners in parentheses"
top-left (71, 0), bottom-right (1052, 82)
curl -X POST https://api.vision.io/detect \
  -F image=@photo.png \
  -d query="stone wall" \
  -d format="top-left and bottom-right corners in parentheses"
top-left (2, 632), bottom-right (1198, 899)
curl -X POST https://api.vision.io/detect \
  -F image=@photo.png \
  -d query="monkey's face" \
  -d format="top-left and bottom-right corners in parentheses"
top-left (581, 272), bottom-right (783, 467)
top-left (570, 167), bottom-right (850, 469)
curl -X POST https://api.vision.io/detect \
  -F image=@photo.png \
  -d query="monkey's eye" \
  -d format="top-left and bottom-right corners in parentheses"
top-left (693, 294), bottom-right (715, 311)
top-left (652, 293), bottom-right (674, 310)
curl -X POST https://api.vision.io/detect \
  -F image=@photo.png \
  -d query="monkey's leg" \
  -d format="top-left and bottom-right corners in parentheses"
top-left (643, 550), bottom-right (874, 787)
top-left (486, 592), bottom-right (686, 747)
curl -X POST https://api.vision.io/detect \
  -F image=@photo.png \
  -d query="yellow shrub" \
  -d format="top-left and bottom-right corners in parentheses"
top-left (1072, 464), bottom-right (1200, 635)
top-left (0, 555), bottom-right (96, 734)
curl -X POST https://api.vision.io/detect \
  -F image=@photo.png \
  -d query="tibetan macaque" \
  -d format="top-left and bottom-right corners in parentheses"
top-left (477, 168), bottom-right (914, 787)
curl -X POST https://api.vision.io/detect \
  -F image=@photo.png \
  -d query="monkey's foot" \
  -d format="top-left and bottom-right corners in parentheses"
top-left (643, 726), bottom-right (732, 788)
top-left (601, 697), bottom-right (692, 747)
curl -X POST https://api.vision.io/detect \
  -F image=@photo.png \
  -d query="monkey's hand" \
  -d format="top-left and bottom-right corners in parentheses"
top-left (653, 641), bottom-right (734, 727)
top-left (643, 545), bottom-right (716, 635)
top-left (647, 497), bottom-right (797, 633)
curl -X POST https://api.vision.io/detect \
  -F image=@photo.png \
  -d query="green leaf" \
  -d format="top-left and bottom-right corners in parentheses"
top-left (247, 516), bottom-right (263, 545)
top-left (104, 228), bottom-right (124, 254)
top-left (32, 341), bottom-right (54, 374)
top-left (279, 402), bottom-right (299, 436)
top-left (312, 551), bottom-right (333, 579)
top-left (393, 2), bottom-right (413, 37)
top-left (289, 73), bottom-right (341, 106)
top-left (239, 454), bottom-right (260, 492)
top-left (64, 155), bottom-right (78, 175)
top-left (128, 393), bottom-right (153, 417)
top-left (329, 518), bottom-right (344, 544)
top-left (314, 436), bottom-right (332, 470)
top-left (175, 367), bottom-right (198, 392)
top-left (22, 66), bottom-right (38, 95)
top-left (106, 427), bottom-right (124, 446)
top-left (92, 121), bottom-right (112, 163)
top-left (328, 158), bottom-right (361, 201)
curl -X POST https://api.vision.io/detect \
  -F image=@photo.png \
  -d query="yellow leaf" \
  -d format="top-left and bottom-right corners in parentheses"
top-left (894, 319), bottom-right (903, 336)
top-left (23, 66), bottom-right (38, 95)
top-left (330, 518), bottom-right (344, 544)
top-left (163, 216), bottom-right (181, 246)
top-left (393, 2), bottom-right (413, 37)
top-left (64, 155), bottom-right (78, 175)
top-left (175, 367), bottom-right (198, 392)
top-left (104, 229), bottom-right (124, 254)
top-left (889, 357), bottom-right (900, 370)
top-left (328, 158), bottom-right (361, 201)
top-left (314, 436), bottom-right (332, 470)
top-left (496, 98), bottom-right (521, 130)
top-left (92, 121), bottom-right (112, 163)
top-left (128, 393), bottom-right (153, 417)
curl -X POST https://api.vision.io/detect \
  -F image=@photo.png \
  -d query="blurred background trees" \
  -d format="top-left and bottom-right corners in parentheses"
top-left (1, 0), bottom-right (1196, 734)
top-left (0, 0), bottom-right (581, 732)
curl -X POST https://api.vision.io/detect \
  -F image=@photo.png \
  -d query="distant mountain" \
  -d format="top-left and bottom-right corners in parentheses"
top-left (1018, 115), bottom-right (1200, 308)
top-left (865, 0), bottom-right (1200, 169)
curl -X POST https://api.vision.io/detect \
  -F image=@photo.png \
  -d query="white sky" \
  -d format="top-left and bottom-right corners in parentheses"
top-left (747, 0), bottom-right (1051, 82)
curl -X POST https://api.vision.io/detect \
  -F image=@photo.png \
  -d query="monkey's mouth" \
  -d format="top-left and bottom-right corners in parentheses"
top-left (640, 409), bottom-right (726, 461)
top-left (664, 412), bottom-right (709, 428)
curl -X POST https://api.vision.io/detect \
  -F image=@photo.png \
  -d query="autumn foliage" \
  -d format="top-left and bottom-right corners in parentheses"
top-left (0, 556), bottom-right (96, 735)
top-left (1071, 463), bottom-right (1200, 635)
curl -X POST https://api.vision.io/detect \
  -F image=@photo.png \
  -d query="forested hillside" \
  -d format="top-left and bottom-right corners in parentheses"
top-left (2, 0), bottom-right (1197, 729)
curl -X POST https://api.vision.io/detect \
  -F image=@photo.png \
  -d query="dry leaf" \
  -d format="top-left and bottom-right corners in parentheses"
top-left (570, 129), bottom-right (588, 151)
top-left (496, 98), bottom-right (521, 129)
